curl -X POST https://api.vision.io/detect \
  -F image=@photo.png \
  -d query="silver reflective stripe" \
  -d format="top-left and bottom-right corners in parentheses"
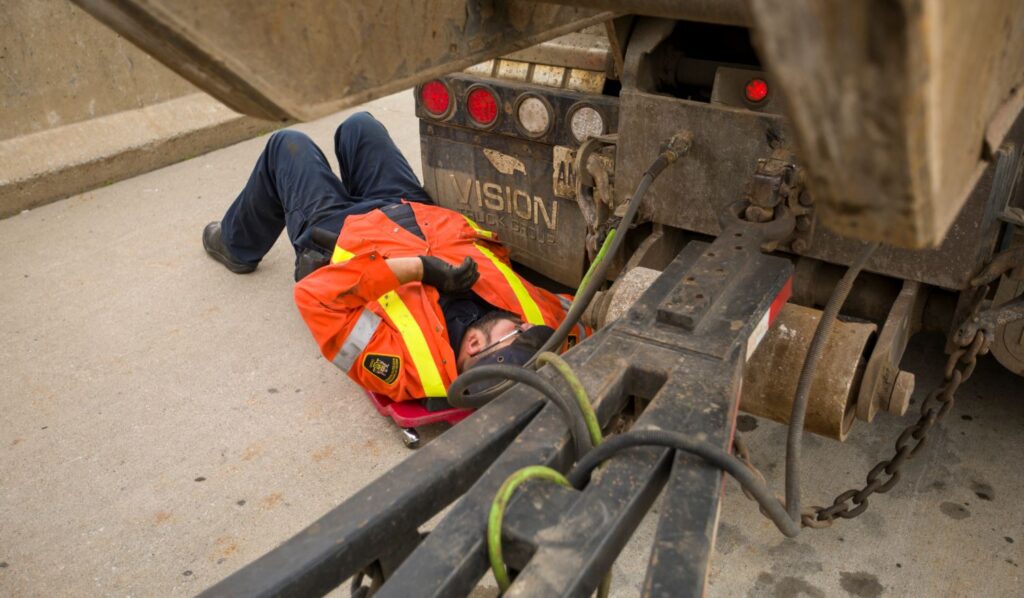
top-left (332, 308), bottom-right (382, 371)
top-left (558, 295), bottom-right (572, 311)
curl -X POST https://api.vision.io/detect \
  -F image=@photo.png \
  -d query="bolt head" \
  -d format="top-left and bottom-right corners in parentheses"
top-left (791, 238), bottom-right (809, 253)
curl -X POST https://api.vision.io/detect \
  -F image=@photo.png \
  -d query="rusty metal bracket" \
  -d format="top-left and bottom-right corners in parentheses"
top-left (855, 280), bottom-right (927, 423)
top-left (743, 148), bottom-right (814, 254)
top-left (719, 200), bottom-right (797, 252)
top-left (574, 134), bottom-right (619, 259)
top-left (971, 245), bottom-right (1024, 286)
top-left (954, 295), bottom-right (1024, 347)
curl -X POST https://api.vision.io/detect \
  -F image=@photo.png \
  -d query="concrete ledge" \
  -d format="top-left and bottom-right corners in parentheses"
top-left (0, 93), bottom-right (278, 218)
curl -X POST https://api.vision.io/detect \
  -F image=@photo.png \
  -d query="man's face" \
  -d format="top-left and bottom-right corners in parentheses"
top-left (456, 316), bottom-right (531, 371)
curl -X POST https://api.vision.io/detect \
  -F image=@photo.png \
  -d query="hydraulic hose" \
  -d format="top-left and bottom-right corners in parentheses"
top-left (535, 352), bottom-right (603, 447)
top-left (487, 466), bottom-right (572, 592)
top-left (488, 356), bottom-right (611, 596)
top-left (576, 229), bottom-right (616, 301)
top-left (454, 133), bottom-right (693, 405)
top-left (568, 429), bottom-right (801, 537)
top-left (784, 241), bottom-right (879, 521)
top-left (531, 139), bottom-right (688, 361)
top-left (447, 364), bottom-right (593, 460)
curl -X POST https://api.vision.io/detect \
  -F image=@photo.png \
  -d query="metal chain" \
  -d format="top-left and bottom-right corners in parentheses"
top-left (802, 330), bottom-right (990, 527)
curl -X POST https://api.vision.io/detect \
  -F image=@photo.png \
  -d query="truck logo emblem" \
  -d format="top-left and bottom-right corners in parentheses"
top-left (483, 149), bottom-right (527, 176)
top-left (447, 173), bottom-right (559, 231)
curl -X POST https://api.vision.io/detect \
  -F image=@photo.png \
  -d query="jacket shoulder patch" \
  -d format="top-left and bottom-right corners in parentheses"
top-left (363, 354), bottom-right (401, 385)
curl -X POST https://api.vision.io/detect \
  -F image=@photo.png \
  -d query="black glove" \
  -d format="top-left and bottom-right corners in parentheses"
top-left (420, 256), bottom-right (479, 293)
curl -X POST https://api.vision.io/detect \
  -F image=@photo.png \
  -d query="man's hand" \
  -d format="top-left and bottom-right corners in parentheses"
top-left (420, 256), bottom-right (479, 293)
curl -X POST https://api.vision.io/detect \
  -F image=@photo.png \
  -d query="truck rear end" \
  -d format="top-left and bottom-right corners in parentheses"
top-left (68, 2), bottom-right (1024, 595)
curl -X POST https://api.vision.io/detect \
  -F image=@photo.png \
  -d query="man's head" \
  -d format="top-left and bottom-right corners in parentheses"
top-left (456, 310), bottom-right (527, 371)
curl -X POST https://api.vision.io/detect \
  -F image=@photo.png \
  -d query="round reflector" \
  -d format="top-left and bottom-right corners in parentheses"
top-left (516, 96), bottom-right (551, 136)
top-left (420, 80), bottom-right (450, 116)
top-left (467, 87), bottom-right (498, 126)
top-left (744, 78), bottom-right (769, 103)
top-left (570, 105), bottom-right (604, 142)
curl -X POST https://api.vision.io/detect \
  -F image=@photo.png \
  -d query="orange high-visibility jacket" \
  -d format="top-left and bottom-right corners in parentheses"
top-left (294, 202), bottom-right (588, 402)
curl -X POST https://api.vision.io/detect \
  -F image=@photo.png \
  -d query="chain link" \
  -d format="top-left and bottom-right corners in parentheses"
top-left (805, 331), bottom-right (990, 527)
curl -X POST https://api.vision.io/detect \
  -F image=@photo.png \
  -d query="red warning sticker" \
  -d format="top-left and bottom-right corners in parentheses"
top-left (745, 277), bottom-right (792, 362)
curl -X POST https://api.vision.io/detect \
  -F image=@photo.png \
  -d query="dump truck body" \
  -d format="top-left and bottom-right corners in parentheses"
top-left (73, 0), bottom-right (1024, 249)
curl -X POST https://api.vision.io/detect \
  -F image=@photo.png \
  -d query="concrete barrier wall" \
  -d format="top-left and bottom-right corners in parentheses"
top-left (0, 0), bottom-right (277, 217)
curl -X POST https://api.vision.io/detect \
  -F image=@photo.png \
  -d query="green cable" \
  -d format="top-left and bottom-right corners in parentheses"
top-left (575, 228), bottom-right (617, 302)
top-left (489, 357), bottom-right (611, 596)
top-left (535, 352), bottom-right (602, 447)
top-left (534, 353), bottom-right (612, 597)
top-left (488, 466), bottom-right (571, 592)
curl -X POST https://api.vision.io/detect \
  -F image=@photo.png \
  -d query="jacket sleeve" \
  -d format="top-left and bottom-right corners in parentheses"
top-left (293, 251), bottom-right (400, 364)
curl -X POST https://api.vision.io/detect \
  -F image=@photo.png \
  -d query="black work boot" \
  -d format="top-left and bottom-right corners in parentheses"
top-left (202, 222), bottom-right (257, 274)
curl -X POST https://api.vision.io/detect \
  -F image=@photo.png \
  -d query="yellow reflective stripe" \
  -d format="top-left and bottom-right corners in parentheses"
top-left (331, 246), bottom-right (355, 264)
top-left (473, 243), bottom-right (545, 325)
top-left (378, 291), bottom-right (447, 397)
top-left (331, 244), bottom-right (446, 396)
top-left (462, 214), bottom-right (494, 238)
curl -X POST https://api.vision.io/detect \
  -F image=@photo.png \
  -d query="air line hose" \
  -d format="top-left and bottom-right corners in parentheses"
top-left (530, 141), bottom-right (687, 363)
top-left (447, 364), bottom-right (593, 459)
top-left (535, 352), bottom-right (603, 447)
top-left (475, 136), bottom-right (692, 595)
top-left (453, 134), bottom-right (692, 406)
top-left (568, 429), bottom-right (801, 537)
top-left (784, 241), bottom-right (879, 521)
top-left (488, 355), bottom-right (610, 596)
top-left (576, 229), bottom-right (617, 301)
top-left (487, 466), bottom-right (572, 591)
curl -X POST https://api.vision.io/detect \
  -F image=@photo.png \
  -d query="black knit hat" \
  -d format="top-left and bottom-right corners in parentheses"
top-left (462, 325), bottom-right (555, 395)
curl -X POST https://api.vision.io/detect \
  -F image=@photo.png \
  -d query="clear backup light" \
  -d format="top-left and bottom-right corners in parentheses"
top-left (570, 105), bottom-right (604, 142)
top-left (516, 95), bottom-right (551, 136)
top-left (420, 80), bottom-right (451, 117)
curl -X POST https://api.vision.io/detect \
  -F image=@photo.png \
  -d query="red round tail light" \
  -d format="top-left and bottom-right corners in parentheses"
top-left (466, 86), bottom-right (498, 126)
top-left (420, 80), bottom-right (451, 117)
top-left (744, 78), bottom-right (769, 104)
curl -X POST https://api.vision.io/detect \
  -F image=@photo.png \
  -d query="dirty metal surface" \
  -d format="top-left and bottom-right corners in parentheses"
top-left (615, 89), bottom-right (788, 240)
top-left (195, 392), bottom-right (543, 597)
top-left (71, 0), bottom-right (614, 122)
top-left (616, 89), bottom-right (1019, 290)
top-left (507, 237), bottom-right (792, 596)
top-left (418, 75), bottom-right (618, 286)
top-left (856, 280), bottom-right (926, 423)
top-left (502, 26), bottom-right (612, 73)
top-left (201, 225), bottom-right (793, 596)
top-left (742, 304), bottom-right (875, 441)
top-left (747, 0), bottom-right (1024, 248)
top-left (540, 0), bottom-right (751, 26)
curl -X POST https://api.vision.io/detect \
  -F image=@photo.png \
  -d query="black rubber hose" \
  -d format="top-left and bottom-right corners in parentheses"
top-left (567, 429), bottom-right (800, 537)
top-left (448, 364), bottom-right (593, 460)
top-left (784, 241), bottom-right (879, 521)
top-left (455, 138), bottom-right (689, 405)
top-left (530, 152), bottom-right (677, 361)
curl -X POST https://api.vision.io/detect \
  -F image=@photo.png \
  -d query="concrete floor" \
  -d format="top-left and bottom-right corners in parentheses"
top-left (1, 90), bottom-right (1022, 597)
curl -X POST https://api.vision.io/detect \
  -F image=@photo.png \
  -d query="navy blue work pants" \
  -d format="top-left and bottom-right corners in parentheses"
top-left (219, 111), bottom-right (432, 265)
